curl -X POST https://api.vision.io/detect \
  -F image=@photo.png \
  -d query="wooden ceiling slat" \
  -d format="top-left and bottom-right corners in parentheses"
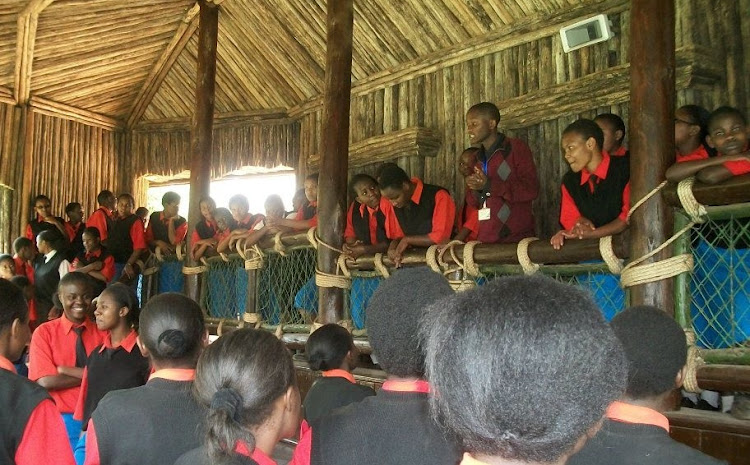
top-left (266, 1), bottom-right (326, 69)
top-left (481, 1), bottom-right (516, 25)
top-left (351, 2), bottom-right (403, 75)
top-left (372, 1), bottom-right (431, 57)
top-left (354, 0), bottom-right (417, 63)
top-left (420, 0), bottom-right (473, 44)
top-left (33, 43), bottom-right (165, 80)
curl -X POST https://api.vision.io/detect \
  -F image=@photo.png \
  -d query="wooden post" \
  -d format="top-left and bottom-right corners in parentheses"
top-left (317, 0), bottom-right (354, 324)
top-left (184, 0), bottom-right (218, 301)
top-left (628, 0), bottom-right (675, 313)
top-left (19, 108), bottom-right (34, 237)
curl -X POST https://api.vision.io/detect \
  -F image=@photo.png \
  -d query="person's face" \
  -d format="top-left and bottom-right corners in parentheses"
top-left (20, 246), bottom-right (35, 261)
top-left (707, 114), bottom-right (749, 156)
top-left (292, 191), bottom-right (307, 211)
top-left (216, 215), bottom-right (230, 232)
top-left (163, 201), bottom-right (179, 219)
top-left (353, 179), bottom-right (380, 209)
top-left (94, 292), bottom-right (127, 331)
top-left (304, 179), bottom-right (318, 203)
top-left (199, 201), bottom-right (215, 221)
top-left (117, 197), bottom-right (133, 217)
top-left (229, 202), bottom-right (248, 222)
top-left (562, 132), bottom-right (595, 173)
top-left (458, 151), bottom-right (479, 177)
top-left (59, 282), bottom-right (92, 324)
top-left (36, 237), bottom-right (49, 255)
top-left (674, 107), bottom-right (701, 148)
top-left (34, 199), bottom-right (52, 219)
top-left (67, 205), bottom-right (83, 224)
top-left (0, 259), bottom-right (14, 279)
top-left (466, 110), bottom-right (496, 146)
top-left (82, 232), bottom-right (100, 254)
top-left (264, 200), bottom-right (285, 220)
top-left (104, 194), bottom-right (116, 211)
top-left (381, 182), bottom-right (410, 209)
top-left (595, 119), bottom-right (621, 154)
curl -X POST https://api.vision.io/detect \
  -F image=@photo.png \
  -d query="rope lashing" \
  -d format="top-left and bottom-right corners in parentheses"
top-left (273, 231), bottom-right (288, 256)
top-left (683, 329), bottom-right (704, 393)
top-left (437, 240), bottom-right (465, 275)
top-left (175, 243), bottom-right (184, 261)
top-left (462, 241), bottom-right (482, 277)
top-left (677, 177), bottom-right (707, 223)
top-left (425, 245), bottom-right (441, 273)
top-left (154, 247), bottom-right (164, 262)
top-left (448, 278), bottom-right (476, 292)
top-left (516, 237), bottom-right (540, 275)
top-left (216, 319), bottom-right (225, 337)
top-left (182, 265), bottom-right (207, 275)
top-left (599, 236), bottom-right (624, 274)
top-left (313, 234), bottom-right (351, 289)
top-left (337, 320), bottom-right (353, 333)
top-left (140, 257), bottom-right (159, 277)
top-left (306, 227), bottom-right (318, 249)
top-left (373, 253), bottom-right (390, 278)
top-left (243, 244), bottom-right (265, 270)
top-left (243, 312), bottom-right (263, 329)
top-left (219, 252), bottom-right (230, 263)
top-left (626, 180), bottom-right (668, 223)
top-left (235, 237), bottom-right (248, 260)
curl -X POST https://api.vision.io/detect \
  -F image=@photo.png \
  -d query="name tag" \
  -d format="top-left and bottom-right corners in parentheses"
top-left (478, 206), bottom-right (491, 221)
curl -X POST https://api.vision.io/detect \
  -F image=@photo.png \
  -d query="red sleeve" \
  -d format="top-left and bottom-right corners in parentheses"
top-left (86, 211), bottom-right (108, 241)
top-left (64, 223), bottom-right (76, 242)
top-left (28, 326), bottom-right (56, 381)
top-left (428, 190), bottom-right (456, 244)
top-left (295, 207), bottom-right (304, 221)
top-left (618, 182), bottom-right (631, 223)
top-left (73, 367), bottom-right (89, 421)
top-left (101, 255), bottom-right (115, 282)
top-left (25, 224), bottom-right (33, 241)
top-left (723, 159), bottom-right (750, 176)
top-left (190, 230), bottom-right (200, 246)
top-left (144, 222), bottom-right (154, 244)
top-left (462, 203), bottom-right (479, 236)
top-left (344, 203), bottom-right (356, 240)
top-left (15, 399), bottom-right (76, 465)
top-left (289, 422), bottom-right (312, 465)
top-left (130, 220), bottom-right (147, 250)
top-left (83, 420), bottom-right (100, 465)
top-left (506, 140), bottom-right (540, 203)
top-left (175, 222), bottom-right (188, 244)
top-left (382, 201), bottom-right (403, 240)
top-left (559, 185), bottom-right (582, 231)
top-left (309, 214), bottom-right (318, 228)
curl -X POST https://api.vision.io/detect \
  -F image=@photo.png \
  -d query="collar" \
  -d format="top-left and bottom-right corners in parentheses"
top-left (44, 250), bottom-right (57, 262)
top-left (608, 146), bottom-right (628, 157)
top-left (358, 202), bottom-right (381, 216)
top-left (98, 206), bottom-right (113, 218)
top-left (580, 152), bottom-right (611, 185)
top-left (67, 220), bottom-right (83, 228)
top-left (86, 249), bottom-right (103, 260)
top-left (60, 315), bottom-right (92, 335)
top-left (99, 329), bottom-right (138, 353)
top-left (0, 355), bottom-right (17, 373)
top-left (676, 144), bottom-right (709, 163)
top-left (606, 400), bottom-right (670, 432)
top-left (409, 177), bottom-right (425, 205)
top-left (381, 379), bottom-right (430, 393)
top-left (322, 369), bottom-right (356, 384)
top-left (482, 132), bottom-right (508, 161)
top-left (459, 453), bottom-right (490, 465)
top-left (235, 441), bottom-right (277, 465)
top-left (149, 368), bottom-right (196, 382)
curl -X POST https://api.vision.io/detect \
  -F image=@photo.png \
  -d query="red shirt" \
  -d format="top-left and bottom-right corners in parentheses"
top-left (86, 208), bottom-right (113, 241)
top-left (64, 221), bottom-right (84, 242)
top-left (13, 255), bottom-right (34, 282)
top-left (294, 203), bottom-right (318, 227)
top-left (676, 145), bottom-right (710, 163)
top-left (559, 153), bottom-right (631, 231)
top-left (605, 146), bottom-right (628, 157)
top-left (383, 178), bottom-right (456, 244)
top-left (145, 212), bottom-right (188, 244)
top-left (190, 219), bottom-right (218, 246)
top-left (605, 400), bottom-right (669, 432)
top-left (457, 196), bottom-right (479, 241)
top-left (723, 159), bottom-right (750, 176)
top-left (71, 249), bottom-right (116, 283)
top-left (344, 197), bottom-right (390, 243)
top-left (29, 316), bottom-right (106, 413)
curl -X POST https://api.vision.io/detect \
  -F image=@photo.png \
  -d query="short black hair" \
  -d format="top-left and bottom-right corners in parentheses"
top-left (161, 191), bottom-right (180, 206)
top-left (0, 278), bottom-right (28, 331)
top-left (58, 271), bottom-right (92, 294)
top-left (100, 283), bottom-right (141, 329)
top-left (97, 190), bottom-right (114, 205)
top-left (10, 275), bottom-right (30, 289)
top-left (679, 104), bottom-right (712, 150)
top-left (213, 208), bottom-right (237, 229)
top-left (135, 207), bottom-right (149, 217)
top-left (65, 202), bottom-right (81, 215)
top-left (367, 267), bottom-right (453, 377)
top-left (228, 194), bottom-right (249, 210)
top-left (349, 173), bottom-right (378, 197)
top-left (708, 105), bottom-right (747, 130)
top-left (13, 237), bottom-right (32, 254)
top-left (83, 226), bottom-right (101, 239)
top-left (376, 163), bottom-right (410, 191)
top-left (139, 293), bottom-right (205, 366)
top-left (0, 254), bottom-right (13, 266)
top-left (610, 305), bottom-right (686, 399)
top-left (563, 118), bottom-right (604, 151)
top-left (118, 193), bottom-right (135, 206)
top-left (467, 102), bottom-right (501, 123)
top-left (594, 113), bottom-right (626, 139)
top-left (37, 229), bottom-right (65, 250)
top-left (199, 196), bottom-right (217, 210)
top-left (306, 324), bottom-right (354, 371)
top-left (33, 194), bottom-right (51, 205)
top-left (422, 275), bottom-right (626, 463)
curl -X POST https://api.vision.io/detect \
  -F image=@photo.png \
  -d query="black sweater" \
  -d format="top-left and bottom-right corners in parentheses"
top-left (303, 376), bottom-right (375, 423)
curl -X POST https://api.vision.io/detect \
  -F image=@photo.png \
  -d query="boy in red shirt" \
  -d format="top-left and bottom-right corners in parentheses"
top-left (65, 202), bottom-right (86, 261)
top-left (85, 191), bottom-right (115, 243)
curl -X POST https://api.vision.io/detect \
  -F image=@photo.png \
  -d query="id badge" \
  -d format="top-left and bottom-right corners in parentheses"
top-left (478, 203), bottom-right (491, 221)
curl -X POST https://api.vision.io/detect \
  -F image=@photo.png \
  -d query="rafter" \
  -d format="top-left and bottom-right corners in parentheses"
top-left (29, 95), bottom-right (121, 130)
top-left (14, 0), bottom-right (55, 105)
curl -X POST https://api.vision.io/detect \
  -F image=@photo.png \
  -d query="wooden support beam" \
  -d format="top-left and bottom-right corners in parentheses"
top-left (28, 96), bottom-right (121, 129)
top-left (19, 109), bottom-right (35, 233)
top-left (663, 176), bottom-right (750, 208)
top-left (126, 3), bottom-right (200, 128)
top-left (317, 0), bottom-right (354, 324)
top-left (184, 0), bottom-right (219, 301)
top-left (628, 0), bottom-right (675, 312)
top-left (14, 0), bottom-right (55, 105)
top-left (132, 108), bottom-right (290, 132)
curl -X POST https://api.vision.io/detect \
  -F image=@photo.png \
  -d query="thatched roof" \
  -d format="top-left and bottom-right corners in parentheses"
top-left (0, 0), bottom-right (599, 128)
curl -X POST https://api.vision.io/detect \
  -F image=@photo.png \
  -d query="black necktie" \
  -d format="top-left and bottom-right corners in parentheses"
top-left (588, 174), bottom-right (599, 193)
top-left (73, 326), bottom-right (87, 368)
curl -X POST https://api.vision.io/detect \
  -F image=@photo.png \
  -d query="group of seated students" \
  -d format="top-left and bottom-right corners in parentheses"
top-left (0, 267), bottom-right (727, 465)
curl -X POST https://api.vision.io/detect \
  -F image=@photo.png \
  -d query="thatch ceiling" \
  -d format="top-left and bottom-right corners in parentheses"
top-left (0, 0), bottom-right (596, 127)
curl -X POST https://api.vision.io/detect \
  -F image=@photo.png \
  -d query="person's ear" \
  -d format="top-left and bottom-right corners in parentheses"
top-left (11, 317), bottom-right (30, 346)
top-left (675, 365), bottom-right (687, 389)
top-left (586, 137), bottom-right (596, 150)
top-left (489, 119), bottom-right (498, 131)
top-left (136, 335), bottom-right (150, 357)
top-left (615, 129), bottom-right (624, 143)
top-left (119, 306), bottom-right (130, 319)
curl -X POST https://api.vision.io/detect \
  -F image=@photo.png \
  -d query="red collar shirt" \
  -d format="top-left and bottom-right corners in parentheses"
top-left (383, 178), bottom-right (456, 244)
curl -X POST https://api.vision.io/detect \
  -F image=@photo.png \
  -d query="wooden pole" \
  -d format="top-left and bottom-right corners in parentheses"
top-left (317, 0), bottom-right (354, 324)
top-left (19, 108), bottom-right (35, 237)
top-left (184, 0), bottom-right (218, 301)
top-left (628, 0), bottom-right (675, 313)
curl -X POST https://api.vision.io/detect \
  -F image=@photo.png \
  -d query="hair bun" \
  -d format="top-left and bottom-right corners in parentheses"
top-left (210, 387), bottom-right (243, 421)
top-left (156, 329), bottom-right (188, 358)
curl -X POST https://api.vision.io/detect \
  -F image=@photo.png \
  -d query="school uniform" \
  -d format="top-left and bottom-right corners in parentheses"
top-left (33, 250), bottom-right (71, 323)
top-left (457, 195), bottom-right (479, 241)
top-left (568, 401), bottom-right (726, 465)
top-left (466, 134), bottom-right (539, 243)
top-left (70, 247), bottom-right (115, 297)
top-left (295, 202), bottom-right (318, 226)
top-left (723, 158), bottom-right (750, 176)
top-left (606, 146), bottom-right (629, 157)
top-left (292, 379), bottom-right (461, 465)
top-left (13, 256), bottom-right (37, 323)
top-left (107, 214), bottom-right (147, 281)
top-left (676, 145), bottom-right (711, 163)
top-left (84, 369), bottom-right (206, 465)
top-left (384, 177), bottom-right (456, 244)
top-left (190, 219), bottom-right (217, 247)
top-left (145, 211), bottom-right (188, 247)
top-left (237, 213), bottom-right (265, 230)
top-left (26, 215), bottom-right (66, 242)
top-left (176, 441), bottom-right (278, 465)
top-left (65, 221), bottom-right (86, 261)
top-left (0, 355), bottom-right (76, 465)
top-left (86, 208), bottom-right (114, 242)
top-left (303, 369), bottom-right (375, 423)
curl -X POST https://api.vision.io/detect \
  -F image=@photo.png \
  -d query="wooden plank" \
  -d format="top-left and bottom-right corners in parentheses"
top-left (29, 95), bottom-right (121, 129)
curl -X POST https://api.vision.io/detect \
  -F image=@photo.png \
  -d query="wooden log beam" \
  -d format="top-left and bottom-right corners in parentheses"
top-left (14, 0), bottom-right (55, 105)
top-left (663, 175), bottom-right (750, 208)
top-left (18, 109), bottom-right (34, 235)
top-left (317, 0), bottom-right (354, 324)
top-left (184, 0), bottom-right (219, 301)
top-left (628, 0), bottom-right (675, 312)
top-left (132, 108), bottom-right (290, 132)
top-left (697, 364), bottom-right (750, 392)
top-left (126, 3), bottom-right (200, 128)
top-left (28, 96), bottom-right (121, 130)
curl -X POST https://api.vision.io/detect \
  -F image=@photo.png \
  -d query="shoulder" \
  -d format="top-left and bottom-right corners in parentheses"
top-left (174, 446), bottom-right (209, 465)
top-left (0, 369), bottom-right (51, 401)
top-left (32, 319), bottom-right (59, 339)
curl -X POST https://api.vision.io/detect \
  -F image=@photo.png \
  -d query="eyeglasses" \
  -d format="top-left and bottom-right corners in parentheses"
top-left (675, 118), bottom-right (697, 126)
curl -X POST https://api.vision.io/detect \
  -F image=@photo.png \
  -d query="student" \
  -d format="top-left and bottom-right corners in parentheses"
top-left (0, 278), bottom-right (76, 465)
top-left (673, 104), bottom-right (713, 164)
top-left (65, 202), bottom-right (86, 261)
top-left (86, 191), bottom-right (116, 243)
top-left (421, 275), bottom-right (626, 465)
top-left (455, 148), bottom-right (481, 242)
top-left (569, 306), bottom-right (726, 465)
top-left (135, 207), bottom-right (149, 227)
top-left (9, 275), bottom-right (33, 374)
top-left (34, 229), bottom-right (72, 323)
top-left (229, 194), bottom-right (264, 231)
top-left (212, 207), bottom-right (239, 254)
top-left (84, 293), bottom-right (207, 465)
top-left (291, 267), bottom-right (462, 465)
top-left (26, 194), bottom-right (68, 242)
top-left (288, 187), bottom-right (309, 218)
top-left (29, 272), bottom-right (106, 450)
top-left (108, 194), bottom-right (147, 283)
top-left (174, 329), bottom-right (300, 465)
top-left (303, 323), bottom-right (374, 423)
top-left (190, 197), bottom-right (217, 261)
top-left (146, 191), bottom-right (187, 254)
top-left (0, 254), bottom-right (15, 280)
top-left (594, 112), bottom-right (628, 157)
top-left (73, 284), bottom-right (149, 464)
top-left (226, 194), bottom-right (286, 252)
top-left (13, 236), bottom-right (36, 282)
top-left (268, 173), bottom-right (319, 231)
top-left (464, 102), bottom-right (539, 243)
top-left (69, 227), bottom-right (115, 297)
top-left (377, 163), bottom-right (456, 267)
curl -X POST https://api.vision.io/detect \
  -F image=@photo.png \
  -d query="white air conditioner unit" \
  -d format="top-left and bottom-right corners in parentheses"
top-left (560, 14), bottom-right (613, 53)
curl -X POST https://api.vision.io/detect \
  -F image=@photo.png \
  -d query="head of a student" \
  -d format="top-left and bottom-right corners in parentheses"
top-left (138, 292), bottom-right (206, 369)
top-left (94, 283), bottom-right (139, 333)
top-left (422, 275), bottom-right (626, 464)
top-left (304, 173), bottom-right (319, 203)
top-left (377, 163), bottom-right (413, 209)
top-left (594, 113), bottom-right (626, 154)
top-left (307, 324), bottom-right (359, 372)
top-left (161, 191), bottom-right (181, 219)
top-left (135, 207), bottom-right (149, 221)
top-left (58, 272), bottom-right (93, 325)
top-left (214, 208), bottom-right (236, 233)
top-left (82, 227), bottom-right (102, 254)
top-left (367, 267), bottom-right (453, 378)
top-left (264, 195), bottom-right (285, 220)
top-left (466, 102), bottom-right (501, 147)
top-left (199, 197), bottom-right (217, 222)
top-left (36, 229), bottom-right (64, 255)
top-left (350, 174), bottom-right (380, 210)
top-left (65, 202), bottom-right (83, 224)
top-left (706, 106), bottom-right (749, 157)
top-left (33, 194), bottom-right (53, 219)
top-left (97, 190), bottom-right (116, 211)
top-left (561, 119), bottom-right (604, 173)
top-left (195, 329), bottom-right (299, 461)
top-left (228, 195), bottom-right (250, 222)
top-left (610, 305), bottom-right (687, 403)
top-left (13, 237), bottom-right (34, 261)
top-left (675, 104), bottom-right (710, 152)
top-left (458, 147), bottom-right (480, 177)
top-left (0, 255), bottom-right (14, 280)
top-left (292, 188), bottom-right (308, 212)
top-left (117, 194), bottom-right (135, 217)
top-left (10, 276), bottom-right (33, 303)
top-left (0, 279), bottom-right (31, 362)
